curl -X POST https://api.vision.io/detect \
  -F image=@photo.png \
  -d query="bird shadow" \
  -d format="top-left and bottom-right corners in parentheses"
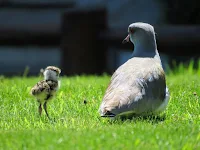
top-left (107, 114), bottom-right (166, 124)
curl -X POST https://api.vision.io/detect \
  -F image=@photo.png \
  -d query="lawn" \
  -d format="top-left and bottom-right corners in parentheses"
top-left (0, 64), bottom-right (200, 150)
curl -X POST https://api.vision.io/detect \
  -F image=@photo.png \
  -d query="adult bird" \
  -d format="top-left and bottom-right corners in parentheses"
top-left (99, 22), bottom-right (170, 118)
top-left (31, 66), bottom-right (61, 119)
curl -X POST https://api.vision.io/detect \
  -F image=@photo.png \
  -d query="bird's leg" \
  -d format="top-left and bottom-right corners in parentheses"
top-left (43, 101), bottom-right (50, 119)
top-left (38, 103), bottom-right (42, 116)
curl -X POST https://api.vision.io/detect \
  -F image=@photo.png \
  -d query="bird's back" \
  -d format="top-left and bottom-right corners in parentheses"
top-left (100, 57), bottom-right (166, 116)
top-left (31, 80), bottom-right (58, 103)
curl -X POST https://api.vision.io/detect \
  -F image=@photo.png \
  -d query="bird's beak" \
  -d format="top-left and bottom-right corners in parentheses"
top-left (122, 34), bottom-right (130, 44)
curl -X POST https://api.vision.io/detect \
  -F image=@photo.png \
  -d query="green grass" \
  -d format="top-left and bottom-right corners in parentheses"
top-left (0, 65), bottom-right (200, 150)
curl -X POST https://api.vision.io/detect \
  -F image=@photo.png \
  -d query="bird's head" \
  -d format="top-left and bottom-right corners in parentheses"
top-left (122, 22), bottom-right (156, 44)
top-left (122, 22), bottom-right (158, 57)
top-left (43, 66), bottom-right (61, 81)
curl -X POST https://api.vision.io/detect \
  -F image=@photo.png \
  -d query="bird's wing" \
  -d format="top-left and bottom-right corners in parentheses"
top-left (30, 80), bottom-right (50, 96)
top-left (100, 57), bottom-right (166, 115)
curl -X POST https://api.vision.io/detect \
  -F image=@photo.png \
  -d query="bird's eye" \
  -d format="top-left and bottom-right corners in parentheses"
top-left (129, 28), bottom-right (134, 33)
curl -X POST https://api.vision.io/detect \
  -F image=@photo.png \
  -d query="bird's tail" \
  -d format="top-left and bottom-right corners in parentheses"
top-left (30, 89), bottom-right (37, 95)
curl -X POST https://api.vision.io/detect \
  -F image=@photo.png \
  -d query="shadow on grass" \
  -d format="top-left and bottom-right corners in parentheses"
top-left (107, 114), bottom-right (166, 124)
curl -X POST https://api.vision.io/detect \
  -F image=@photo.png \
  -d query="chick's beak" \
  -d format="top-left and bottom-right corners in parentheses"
top-left (122, 34), bottom-right (130, 44)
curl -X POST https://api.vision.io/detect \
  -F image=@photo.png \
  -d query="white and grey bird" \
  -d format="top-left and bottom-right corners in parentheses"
top-left (99, 22), bottom-right (170, 118)
top-left (30, 66), bottom-right (61, 119)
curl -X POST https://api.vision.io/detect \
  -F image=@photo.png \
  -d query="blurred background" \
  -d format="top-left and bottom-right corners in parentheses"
top-left (0, 0), bottom-right (200, 76)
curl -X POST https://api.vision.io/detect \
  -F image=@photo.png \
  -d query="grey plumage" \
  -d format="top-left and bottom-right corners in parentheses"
top-left (99, 22), bottom-right (170, 118)
top-left (31, 66), bottom-right (61, 119)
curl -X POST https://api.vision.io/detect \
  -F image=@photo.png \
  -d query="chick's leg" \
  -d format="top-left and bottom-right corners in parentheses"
top-left (38, 103), bottom-right (42, 116)
top-left (43, 101), bottom-right (50, 119)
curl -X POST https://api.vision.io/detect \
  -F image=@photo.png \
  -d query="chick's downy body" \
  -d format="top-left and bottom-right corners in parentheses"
top-left (31, 66), bottom-right (61, 119)
top-left (31, 79), bottom-right (59, 104)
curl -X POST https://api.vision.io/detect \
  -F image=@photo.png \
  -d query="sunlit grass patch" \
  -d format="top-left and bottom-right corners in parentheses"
top-left (0, 64), bottom-right (199, 149)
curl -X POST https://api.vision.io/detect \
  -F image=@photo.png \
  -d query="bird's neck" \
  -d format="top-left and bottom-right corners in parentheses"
top-left (44, 76), bottom-right (58, 82)
top-left (132, 37), bottom-right (161, 62)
